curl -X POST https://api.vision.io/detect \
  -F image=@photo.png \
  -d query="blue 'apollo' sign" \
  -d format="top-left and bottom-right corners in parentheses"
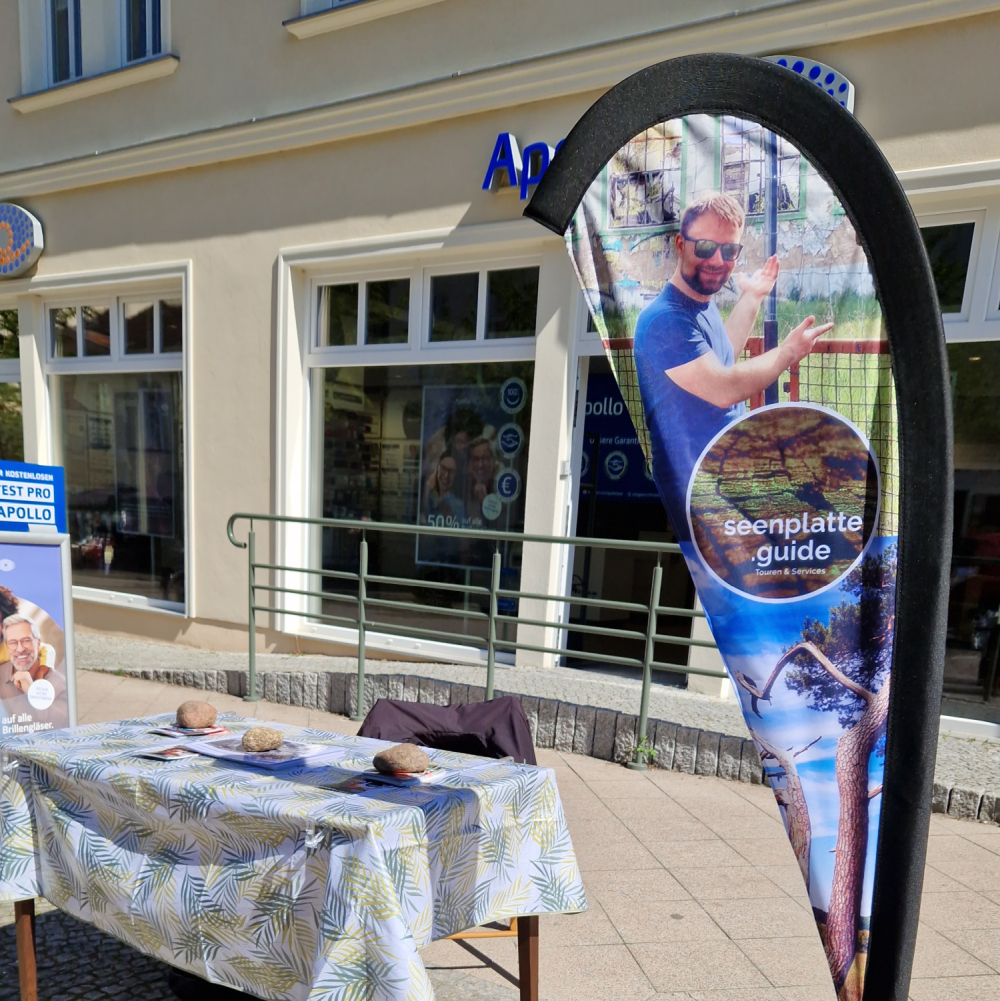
top-left (0, 461), bottom-right (66, 533)
top-left (483, 134), bottom-right (564, 201)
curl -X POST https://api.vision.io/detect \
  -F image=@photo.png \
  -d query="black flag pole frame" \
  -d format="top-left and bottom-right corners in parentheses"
top-left (524, 53), bottom-right (951, 1001)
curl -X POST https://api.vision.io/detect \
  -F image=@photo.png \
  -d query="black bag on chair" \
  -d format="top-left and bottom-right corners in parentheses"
top-left (357, 694), bottom-right (536, 765)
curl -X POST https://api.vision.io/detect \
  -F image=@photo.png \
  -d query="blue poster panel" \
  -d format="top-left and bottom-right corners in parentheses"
top-left (416, 382), bottom-right (529, 568)
top-left (583, 373), bottom-right (660, 501)
top-left (0, 460), bottom-right (66, 534)
top-left (565, 114), bottom-right (895, 999)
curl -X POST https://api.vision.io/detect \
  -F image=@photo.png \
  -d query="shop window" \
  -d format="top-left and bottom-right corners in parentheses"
top-left (486, 268), bottom-right (540, 340)
top-left (0, 310), bottom-right (20, 363)
top-left (366, 280), bottom-right (409, 345)
top-left (46, 294), bottom-right (184, 608)
top-left (316, 266), bottom-right (538, 353)
top-left (430, 274), bottom-right (478, 342)
top-left (317, 280), bottom-right (410, 347)
top-left (920, 223), bottom-right (975, 314)
top-left (50, 308), bottom-right (79, 358)
top-left (946, 341), bottom-right (1000, 717)
top-left (315, 361), bottom-right (533, 645)
top-left (83, 306), bottom-right (111, 357)
top-left (124, 302), bottom-right (155, 354)
top-left (0, 311), bottom-right (23, 462)
top-left (160, 300), bottom-right (183, 352)
top-left (48, 298), bottom-right (181, 361)
top-left (52, 372), bottom-right (184, 605)
top-left (427, 267), bottom-right (539, 344)
top-left (319, 284), bottom-right (359, 348)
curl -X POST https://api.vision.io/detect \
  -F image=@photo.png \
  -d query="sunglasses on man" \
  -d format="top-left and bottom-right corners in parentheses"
top-left (681, 233), bottom-right (744, 261)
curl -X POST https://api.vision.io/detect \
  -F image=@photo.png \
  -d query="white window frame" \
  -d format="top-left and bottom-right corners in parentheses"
top-left (43, 283), bottom-right (186, 614)
top-left (45, 0), bottom-right (82, 86)
top-left (44, 289), bottom-right (183, 374)
top-left (277, 223), bottom-right (555, 664)
top-left (0, 265), bottom-right (192, 618)
top-left (914, 207), bottom-right (987, 326)
top-left (119, 0), bottom-right (165, 65)
top-left (307, 252), bottom-right (541, 369)
top-left (420, 260), bottom-right (541, 353)
top-left (39, 0), bottom-right (169, 90)
top-left (911, 196), bottom-right (1000, 342)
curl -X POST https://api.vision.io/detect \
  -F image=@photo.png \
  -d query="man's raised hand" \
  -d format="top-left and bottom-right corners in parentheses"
top-left (736, 254), bottom-right (780, 301)
top-left (780, 316), bottom-right (834, 366)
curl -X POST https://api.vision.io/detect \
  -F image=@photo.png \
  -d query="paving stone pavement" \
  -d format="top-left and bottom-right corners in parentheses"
top-left (5, 671), bottom-right (1000, 1000)
top-left (0, 906), bottom-right (524, 1001)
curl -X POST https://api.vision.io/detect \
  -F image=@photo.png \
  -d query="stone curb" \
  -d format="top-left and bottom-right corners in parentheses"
top-left (96, 665), bottom-right (768, 784)
top-left (932, 780), bottom-right (1000, 825)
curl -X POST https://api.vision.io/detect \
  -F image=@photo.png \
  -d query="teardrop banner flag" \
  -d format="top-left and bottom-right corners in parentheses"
top-left (525, 55), bottom-right (951, 1001)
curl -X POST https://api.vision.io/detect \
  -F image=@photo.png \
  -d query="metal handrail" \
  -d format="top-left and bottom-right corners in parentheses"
top-left (226, 513), bottom-right (724, 769)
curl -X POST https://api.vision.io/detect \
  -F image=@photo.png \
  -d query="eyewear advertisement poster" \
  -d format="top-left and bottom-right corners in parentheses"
top-left (563, 114), bottom-right (896, 999)
top-left (0, 460), bottom-right (76, 737)
top-left (583, 373), bottom-right (660, 501)
top-left (416, 381), bottom-right (528, 569)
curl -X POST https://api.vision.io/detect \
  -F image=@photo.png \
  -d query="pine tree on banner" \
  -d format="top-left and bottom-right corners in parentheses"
top-left (738, 546), bottom-right (895, 1000)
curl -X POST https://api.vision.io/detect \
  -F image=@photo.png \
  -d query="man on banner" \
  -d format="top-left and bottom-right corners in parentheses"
top-left (0, 614), bottom-right (66, 731)
top-left (633, 192), bottom-right (833, 521)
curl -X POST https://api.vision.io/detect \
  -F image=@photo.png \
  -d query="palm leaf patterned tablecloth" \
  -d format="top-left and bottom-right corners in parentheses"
top-left (0, 714), bottom-right (586, 1001)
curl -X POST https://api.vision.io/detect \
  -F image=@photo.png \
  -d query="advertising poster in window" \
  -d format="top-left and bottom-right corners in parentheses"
top-left (416, 381), bottom-right (529, 568)
top-left (562, 114), bottom-right (896, 999)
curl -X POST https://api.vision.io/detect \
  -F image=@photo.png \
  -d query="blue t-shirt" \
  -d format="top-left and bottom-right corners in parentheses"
top-left (633, 283), bottom-right (746, 535)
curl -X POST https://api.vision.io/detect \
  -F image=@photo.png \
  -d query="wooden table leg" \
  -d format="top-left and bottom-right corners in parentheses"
top-left (14, 899), bottom-right (37, 1001)
top-left (517, 913), bottom-right (538, 1001)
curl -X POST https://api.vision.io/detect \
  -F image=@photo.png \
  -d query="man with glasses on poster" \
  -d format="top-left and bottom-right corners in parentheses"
top-left (0, 614), bottom-right (66, 733)
top-left (633, 192), bottom-right (833, 520)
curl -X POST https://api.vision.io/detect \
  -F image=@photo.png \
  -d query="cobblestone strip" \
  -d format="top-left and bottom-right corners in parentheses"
top-left (100, 665), bottom-right (774, 787)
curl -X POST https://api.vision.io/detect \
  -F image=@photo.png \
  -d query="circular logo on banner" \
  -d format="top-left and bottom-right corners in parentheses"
top-left (500, 377), bottom-right (527, 414)
top-left (27, 679), bottom-right (55, 711)
top-left (686, 403), bottom-right (879, 602)
top-left (0, 559), bottom-right (14, 572)
top-left (498, 423), bottom-right (524, 459)
top-left (604, 451), bottom-right (628, 481)
top-left (481, 493), bottom-right (502, 520)
top-left (0, 204), bottom-right (44, 278)
top-left (495, 469), bottom-right (522, 503)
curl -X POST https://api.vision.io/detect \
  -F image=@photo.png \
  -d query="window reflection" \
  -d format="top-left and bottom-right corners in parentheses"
top-left (920, 223), bottom-right (975, 313)
top-left (316, 362), bottom-right (533, 646)
top-left (947, 342), bottom-right (1000, 715)
top-left (52, 372), bottom-right (184, 604)
top-left (82, 307), bottom-right (111, 357)
top-left (430, 274), bottom-right (478, 342)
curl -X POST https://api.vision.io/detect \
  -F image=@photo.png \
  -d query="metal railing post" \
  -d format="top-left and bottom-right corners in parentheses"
top-left (486, 549), bottom-right (501, 700)
top-left (352, 535), bottom-right (368, 722)
top-left (245, 528), bottom-right (260, 703)
top-left (628, 563), bottom-right (662, 770)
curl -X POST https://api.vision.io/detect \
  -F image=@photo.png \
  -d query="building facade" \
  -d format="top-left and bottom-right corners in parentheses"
top-left (1, 0), bottom-right (999, 723)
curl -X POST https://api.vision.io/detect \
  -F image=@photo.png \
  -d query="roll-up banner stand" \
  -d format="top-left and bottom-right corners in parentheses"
top-left (0, 460), bottom-right (77, 737)
top-left (525, 55), bottom-right (950, 1001)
